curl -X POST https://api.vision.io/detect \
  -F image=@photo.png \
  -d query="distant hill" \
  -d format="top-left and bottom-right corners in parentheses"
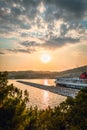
top-left (57, 65), bottom-right (87, 78)
top-left (7, 65), bottom-right (87, 79)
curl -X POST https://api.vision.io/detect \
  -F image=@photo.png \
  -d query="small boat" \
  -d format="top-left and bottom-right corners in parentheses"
top-left (55, 72), bottom-right (87, 89)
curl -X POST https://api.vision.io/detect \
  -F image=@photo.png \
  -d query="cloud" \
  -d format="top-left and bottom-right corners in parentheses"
top-left (21, 41), bottom-right (40, 47)
top-left (0, 52), bottom-right (5, 55)
top-left (19, 36), bottom-right (80, 51)
top-left (44, 0), bottom-right (87, 20)
top-left (0, 0), bottom-right (87, 55)
top-left (42, 36), bottom-right (80, 49)
top-left (0, 47), bottom-right (35, 55)
top-left (8, 48), bottom-right (33, 53)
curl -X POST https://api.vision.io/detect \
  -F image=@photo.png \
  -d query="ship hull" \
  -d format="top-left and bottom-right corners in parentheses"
top-left (55, 78), bottom-right (87, 89)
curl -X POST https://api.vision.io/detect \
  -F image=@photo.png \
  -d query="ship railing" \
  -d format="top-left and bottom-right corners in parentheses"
top-left (56, 78), bottom-right (87, 84)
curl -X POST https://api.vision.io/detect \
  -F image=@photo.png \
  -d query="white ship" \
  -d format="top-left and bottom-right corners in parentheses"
top-left (55, 72), bottom-right (87, 89)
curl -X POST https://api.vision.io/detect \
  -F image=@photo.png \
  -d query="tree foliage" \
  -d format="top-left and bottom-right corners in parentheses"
top-left (0, 71), bottom-right (87, 130)
top-left (0, 72), bottom-right (29, 130)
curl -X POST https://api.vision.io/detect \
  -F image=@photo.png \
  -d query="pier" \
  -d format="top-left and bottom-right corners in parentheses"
top-left (17, 80), bottom-right (79, 97)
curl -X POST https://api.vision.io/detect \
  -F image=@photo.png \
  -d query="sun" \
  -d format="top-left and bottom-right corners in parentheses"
top-left (40, 53), bottom-right (51, 63)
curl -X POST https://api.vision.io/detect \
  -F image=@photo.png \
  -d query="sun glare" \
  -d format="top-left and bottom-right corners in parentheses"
top-left (40, 53), bottom-right (51, 63)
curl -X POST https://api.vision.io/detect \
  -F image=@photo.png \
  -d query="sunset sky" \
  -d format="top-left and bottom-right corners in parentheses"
top-left (0, 0), bottom-right (87, 71)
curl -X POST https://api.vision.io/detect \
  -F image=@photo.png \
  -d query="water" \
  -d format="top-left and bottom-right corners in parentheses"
top-left (8, 79), bottom-right (66, 109)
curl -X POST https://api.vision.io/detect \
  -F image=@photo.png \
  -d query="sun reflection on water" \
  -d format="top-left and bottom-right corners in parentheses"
top-left (43, 91), bottom-right (49, 108)
top-left (44, 79), bottom-right (49, 85)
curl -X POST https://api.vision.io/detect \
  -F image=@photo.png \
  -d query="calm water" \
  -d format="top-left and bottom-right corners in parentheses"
top-left (9, 79), bottom-right (66, 109)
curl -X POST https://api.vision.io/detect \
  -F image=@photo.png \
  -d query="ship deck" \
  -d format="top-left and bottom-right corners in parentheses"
top-left (55, 78), bottom-right (87, 88)
top-left (58, 81), bottom-right (87, 87)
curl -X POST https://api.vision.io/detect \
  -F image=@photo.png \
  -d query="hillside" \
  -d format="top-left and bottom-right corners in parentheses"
top-left (7, 65), bottom-right (87, 79)
top-left (57, 65), bottom-right (87, 78)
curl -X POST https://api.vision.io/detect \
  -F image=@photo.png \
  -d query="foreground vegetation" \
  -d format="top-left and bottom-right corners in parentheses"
top-left (0, 72), bottom-right (87, 130)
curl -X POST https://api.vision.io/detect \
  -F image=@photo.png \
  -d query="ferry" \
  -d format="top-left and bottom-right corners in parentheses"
top-left (55, 72), bottom-right (87, 89)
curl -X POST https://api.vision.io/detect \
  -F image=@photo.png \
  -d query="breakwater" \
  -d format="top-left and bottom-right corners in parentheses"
top-left (17, 80), bottom-right (79, 97)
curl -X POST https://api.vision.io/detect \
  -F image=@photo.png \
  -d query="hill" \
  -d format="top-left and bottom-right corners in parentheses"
top-left (57, 65), bottom-right (87, 78)
top-left (7, 65), bottom-right (87, 79)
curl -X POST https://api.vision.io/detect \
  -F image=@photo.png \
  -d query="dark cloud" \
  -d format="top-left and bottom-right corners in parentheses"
top-left (20, 36), bottom-right (80, 50)
top-left (59, 22), bottom-right (85, 36)
top-left (42, 37), bottom-right (80, 49)
top-left (8, 48), bottom-right (32, 53)
top-left (0, 0), bottom-right (87, 55)
top-left (0, 35), bottom-right (81, 55)
top-left (0, 52), bottom-right (5, 55)
top-left (0, 48), bottom-right (35, 55)
top-left (54, 37), bottom-right (80, 44)
top-left (21, 41), bottom-right (40, 47)
top-left (0, 0), bottom-right (87, 32)
top-left (0, 25), bottom-right (14, 34)
top-left (60, 24), bottom-right (68, 36)
top-left (44, 0), bottom-right (87, 20)
top-left (0, 0), bottom-right (39, 32)
top-left (20, 33), bottom-right (29, 37)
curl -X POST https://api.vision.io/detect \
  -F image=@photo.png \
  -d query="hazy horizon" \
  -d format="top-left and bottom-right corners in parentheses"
top-left (1, 65), bottom-right (87, 73)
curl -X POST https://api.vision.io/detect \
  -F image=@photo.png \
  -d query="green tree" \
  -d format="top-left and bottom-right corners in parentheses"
top-left (0, 71), bottom-right (87, 130)
top-left (64, 88), bottom-right (87, 130)
top-left (0, 72), bottom-right (29, 130)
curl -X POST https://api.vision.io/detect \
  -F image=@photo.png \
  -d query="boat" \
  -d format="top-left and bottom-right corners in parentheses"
top-left (55, 72), bottom-right (87, 89)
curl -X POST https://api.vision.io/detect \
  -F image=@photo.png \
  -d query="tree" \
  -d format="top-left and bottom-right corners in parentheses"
top-left (0, 72), bottom-right (29, 130)
top-left (64, 88), bottom-right (87, 130)
top-left (0, 71), bottom-right (87, 130)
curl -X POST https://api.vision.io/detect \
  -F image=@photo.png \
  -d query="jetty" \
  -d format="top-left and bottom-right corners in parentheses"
top-left (17, 80), bottom-right (79, 97)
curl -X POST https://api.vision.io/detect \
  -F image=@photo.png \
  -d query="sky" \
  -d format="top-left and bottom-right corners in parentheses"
top-left (0, 0), bottom-right (87, 71)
